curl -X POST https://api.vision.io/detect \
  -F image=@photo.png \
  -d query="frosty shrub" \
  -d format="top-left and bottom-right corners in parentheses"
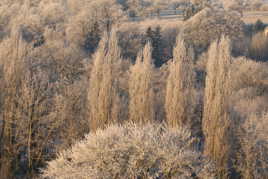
top-left (42, 122), bottom-right (216, 179)
top-left (229, 57), bottom-right (268, 118)
top-left (236, 113), bottom-right (268, 179)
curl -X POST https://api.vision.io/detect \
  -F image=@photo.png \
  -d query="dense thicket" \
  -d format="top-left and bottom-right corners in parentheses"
top-left (0, 0), bottom-right (267, 178)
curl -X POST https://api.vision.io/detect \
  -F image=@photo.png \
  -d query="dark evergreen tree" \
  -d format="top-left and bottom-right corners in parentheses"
top-left (183, 4), bottom-right (200, 20)
top-left (145, 27), bottom-right (154, 42)
top-left (143, 26), bottom-right (164, 67)
top-left (152, 26), bottom-right (163, 67)
top-left (83, 22), bottom-right (101, 55)
top-left (253, 19), bottom-right (266, 33)
top-left (33, 35), bottom-right (45, 48)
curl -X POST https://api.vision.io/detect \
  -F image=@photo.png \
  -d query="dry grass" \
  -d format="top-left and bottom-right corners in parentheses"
top-left (243, 16), bottom-right (268, 24)
top-left (120, 18), bottom-right (183, 33)
top-left (243, 11), bottom-right (268, 23)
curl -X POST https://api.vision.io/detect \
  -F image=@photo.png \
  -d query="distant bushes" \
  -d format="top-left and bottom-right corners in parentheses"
top-left (243, 19), bottom-right (268, 62)
top-left (118, 6), bottom-right (247, 63)
top-left (248, 31), bottom-right (268, 62)
top-left (118, 23), bottom-right (179, 66)
top-left (260, 4), bottom-right (268, 11)
top-left (183, 0), bottom-right (209, 20)
top-left (42, 123), bottom-right (216, 179)
top-left (183, 7), bottom-right (246, 56)
top-left (244, 19), bottom-right (267, 37)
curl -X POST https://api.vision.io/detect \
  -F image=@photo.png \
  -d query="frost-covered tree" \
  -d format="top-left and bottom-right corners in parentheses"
top-left (129, 43), bottom-right (155, 124)
top-left (165, 36), bottom-right (197, 130)
top-left (203, 37), bottom-right (233, 178)
top-left (88, 31), bottom-right (123, 132)
top-left (0, 23), bottom-right (62, 178)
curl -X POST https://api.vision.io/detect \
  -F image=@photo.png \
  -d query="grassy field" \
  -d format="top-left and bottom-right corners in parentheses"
top-left (243, 11), bottom-right (268, 23)
top-left (129, 10), bottom-right (268, 24)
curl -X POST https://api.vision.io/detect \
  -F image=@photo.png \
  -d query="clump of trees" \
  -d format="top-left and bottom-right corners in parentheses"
top-left (0, 27), bottom-right (62, 178)
top-left (248, 30), bottom-right (268, 62)
top-left (44, 32), bottom-right (268, 178)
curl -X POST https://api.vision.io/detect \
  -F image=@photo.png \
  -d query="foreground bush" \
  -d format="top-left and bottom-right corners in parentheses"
top-left (42, 123), bottom-right (216, 179)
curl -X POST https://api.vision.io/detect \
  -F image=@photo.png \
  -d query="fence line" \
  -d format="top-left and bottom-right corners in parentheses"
top-left (129, 9), bottom-right (268, 22)
top-left (129, 9), bottom-right (184, 22)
